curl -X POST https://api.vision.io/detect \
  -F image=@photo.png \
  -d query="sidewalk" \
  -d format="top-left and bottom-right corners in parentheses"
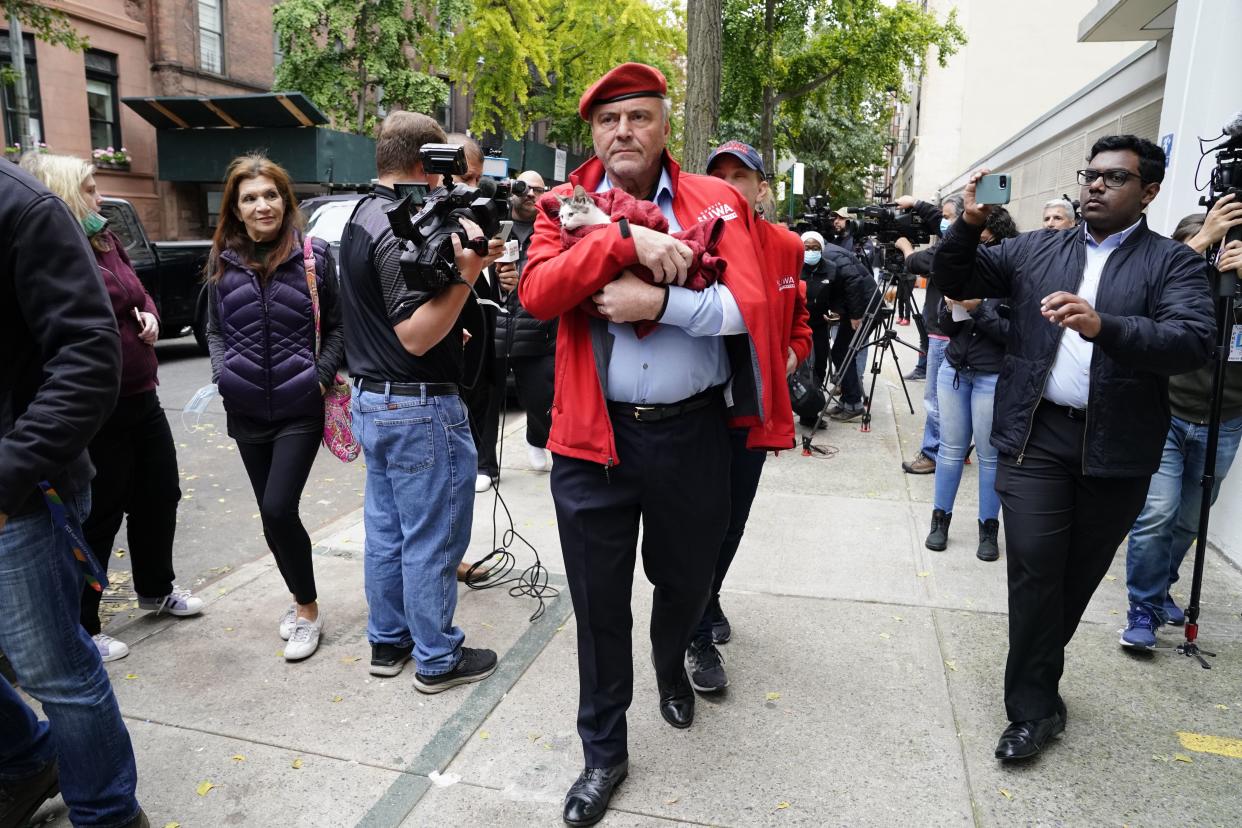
top-left (28, 354), bottom-right (1242, 827)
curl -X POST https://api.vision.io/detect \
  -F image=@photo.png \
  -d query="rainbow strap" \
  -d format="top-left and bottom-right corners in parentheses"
top-left (38, 482), bottom-right (108, 593)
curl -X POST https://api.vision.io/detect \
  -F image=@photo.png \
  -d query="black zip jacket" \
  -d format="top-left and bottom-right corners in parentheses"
top-left (905, 200), bottom-right (948, 338)
top-left (0, 164), bottom-right (121, 517)
top-left (938, 298), bottom-right (1008, 374)
top-left (801, 243), bottom-right (876, 329)
top-left (933, 216), bottom-right (1214, 477)
top-left (493, 221), bottom-right (557, 358)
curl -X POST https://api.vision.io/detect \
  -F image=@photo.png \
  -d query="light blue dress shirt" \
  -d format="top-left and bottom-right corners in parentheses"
top-left (596, 169), bottom-right (748, 404)
top-left (1043, 218), bottom-right (1143, 409)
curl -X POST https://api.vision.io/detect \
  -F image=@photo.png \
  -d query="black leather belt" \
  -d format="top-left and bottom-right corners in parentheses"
top-left (607, 387), bottom-right (722, 423)
top-left (1041, 400), bottom-right (1087, 421)
top-left (354, 379), bottom-right (460, 397)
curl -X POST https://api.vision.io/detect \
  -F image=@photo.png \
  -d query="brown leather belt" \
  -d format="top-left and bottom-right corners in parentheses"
top-left (607, 386), bottom-right (722, 423)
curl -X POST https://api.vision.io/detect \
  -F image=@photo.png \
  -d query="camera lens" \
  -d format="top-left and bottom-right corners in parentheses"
top-left (1000, 177), bottom-right (1008, 188)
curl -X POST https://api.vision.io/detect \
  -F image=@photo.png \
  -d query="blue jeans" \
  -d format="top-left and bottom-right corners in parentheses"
top-left (0, 491), bottom-right (140, 827)
top-left (1125, 414), bottom-right (1242, 623)
top-left (920, 337), bottom-right (949, 457)
top-left (934, 363), bottom-right (1000, 520)
top-left (354, 387), bottom-right (475, 675)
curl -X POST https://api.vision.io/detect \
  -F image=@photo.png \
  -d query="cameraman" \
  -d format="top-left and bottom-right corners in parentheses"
top-left (894, 194), bottom-right (964, 474)
top-left (338, 111), bottom-right (503, 689)
top-left (827, 206), bottom-right (875, 265)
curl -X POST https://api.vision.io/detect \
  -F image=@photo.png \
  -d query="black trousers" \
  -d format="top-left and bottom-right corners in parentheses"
top-left (551, 397), bottom-right (731, 767)
top-left (694, 428), bottom-right (766, 644)
top-left (829, 323), bottom-right (864, 405)
top-left (236, 430), bottom-right (322, 605)
top-left (996, 402), bottom-right (1150, 722)
top-left (810, 324), bottom-right (831, 388)
top-left (81, 390), bottom-right (181, 635)
top-left (474, 353), bottom-right (556, 476)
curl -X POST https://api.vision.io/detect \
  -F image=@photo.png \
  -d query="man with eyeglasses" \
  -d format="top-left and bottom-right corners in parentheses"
top-left (933, 134), bottom-right (1214, 763)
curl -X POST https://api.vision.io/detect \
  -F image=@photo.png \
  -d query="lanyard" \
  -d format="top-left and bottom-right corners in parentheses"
top-left (37, 482), bottom-right (108, 593)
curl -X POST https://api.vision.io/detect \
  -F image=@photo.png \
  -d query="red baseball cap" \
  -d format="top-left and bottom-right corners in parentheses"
top-left (578, 63), bottom-right (667, 121)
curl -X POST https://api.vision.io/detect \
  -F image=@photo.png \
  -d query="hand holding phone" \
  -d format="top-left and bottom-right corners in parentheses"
top-left (975, 174), bottom-right (1012, 206)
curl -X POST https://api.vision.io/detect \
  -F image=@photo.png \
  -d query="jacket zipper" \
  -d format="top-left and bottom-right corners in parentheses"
top-left (259, 272), bottom-right (273, 421)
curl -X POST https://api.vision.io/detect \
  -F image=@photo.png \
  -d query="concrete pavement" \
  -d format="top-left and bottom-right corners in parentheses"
top-left (26, 350), bottom-right (1242, 827)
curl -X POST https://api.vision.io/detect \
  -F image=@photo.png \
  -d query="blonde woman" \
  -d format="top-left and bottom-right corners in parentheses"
top-left (22, 154), bottom-right (202, 662)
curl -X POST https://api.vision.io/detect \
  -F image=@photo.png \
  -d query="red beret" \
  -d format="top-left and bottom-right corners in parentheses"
top-left (578, 63), bottom-right (668, 121)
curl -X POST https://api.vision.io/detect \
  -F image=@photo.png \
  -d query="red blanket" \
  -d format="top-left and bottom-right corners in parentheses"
top-left (537, 189), bottom-right (728, 337)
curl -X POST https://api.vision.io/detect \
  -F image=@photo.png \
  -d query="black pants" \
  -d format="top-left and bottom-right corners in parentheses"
top-left (810, 324), bottom-right (831, 389)
top-left (896, 277), bottom-right (916, 320)
top-left (236, 430), bottom-right (322, 605)
top-left (475, 353), bottom-right (556, 476)
top-left (694, 428), bottom-right (767, 645)
top-left (996, 402), bottom-right (1150, 722)
top-left (551, 397), bottom-right (731, 767)
top-left (81, 391), bottom-right (181, 635)
top-left (829, 323), bottom-right (864, 406)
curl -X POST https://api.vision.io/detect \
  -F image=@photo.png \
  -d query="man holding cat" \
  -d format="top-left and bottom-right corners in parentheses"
top-left (521, 63), bottom-right (793, 827)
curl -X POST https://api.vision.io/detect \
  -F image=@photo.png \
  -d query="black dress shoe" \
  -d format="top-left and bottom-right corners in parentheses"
top-left (0, 759), bottom-right (59, 828)
top-left (994, 713), bottom-right (1066, 761)
top-left (657, 672), bottom-right (695, 728)
top-left (563, 761), bottom-right (628, 827)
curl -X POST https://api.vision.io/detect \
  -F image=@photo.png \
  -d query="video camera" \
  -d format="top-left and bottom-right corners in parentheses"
top-left (383, 143), bottom-right (529, 293)
top-left (795, 194), bottom-right (836, 235)
top-left (848, 204), bottom-right (931, 246)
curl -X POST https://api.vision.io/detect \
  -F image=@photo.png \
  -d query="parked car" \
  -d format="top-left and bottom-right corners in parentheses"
top-left (302, 193), bottom-right (364, 257)
top-left (99, 198), bottom-right (213, 353)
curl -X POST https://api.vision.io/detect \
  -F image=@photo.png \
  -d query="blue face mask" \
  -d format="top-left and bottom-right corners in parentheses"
top-left (804, 250), bottom-right (822, 266)
top-left (939, 217), bottom-right (951, 236)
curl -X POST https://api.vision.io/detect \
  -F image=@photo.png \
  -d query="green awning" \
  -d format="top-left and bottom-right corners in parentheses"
top-left (122, 92), bottom-right (328, 130)
top-left (151, 126), bottom-right (376, 187)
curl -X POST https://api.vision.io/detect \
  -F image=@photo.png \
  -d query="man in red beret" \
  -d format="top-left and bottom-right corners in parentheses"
top-left (521, 63), bottom-right (792, 826)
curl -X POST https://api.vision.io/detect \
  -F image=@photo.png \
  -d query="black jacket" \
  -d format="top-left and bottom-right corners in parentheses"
top-left (801, 243), bottom-right (876, 329)
top-left (904, 200), bottom-right (948, 338)
top-left (493, 220), bottom-right (556, 359)
top-left (938, 298), bottom-right (1008, 375)
top-left (0, 163), bottom-right (121, 517)
top-left (933, 216), bottom-right (1214, 477)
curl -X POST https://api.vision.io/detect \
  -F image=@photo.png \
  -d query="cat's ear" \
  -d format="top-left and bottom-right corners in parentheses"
top-left (557, 193), bottom-right (572, 206)
top-left (572, 185), bottom-right (589, 200)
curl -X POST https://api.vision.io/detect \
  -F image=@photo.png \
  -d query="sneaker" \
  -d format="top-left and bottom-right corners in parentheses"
top-left (896, 317), bottom-right (910, 326)
top-left (707, 596), bottom-right (731, 645)
top-left (903, 367), bottom-right (926, 381)
top-left (413, 647), bottom-right (497, 694)
top-left (1164, 593), bottom-right (1186, 627)
top-left (92, 633), bottom-right (130, 662)
top-left (475, 473), bottom-right (493, 493)
top-left (279, 604), bottom-right (297, 641)
top-left (0, 759), bottom-right (59, 828)
top-left (902, 451), bottom-right (936, 475)
top-left (977, 518), bottom-right (1000, 562)
top-left (526, 442), bottom-right (549, 472)
top-left (370, 642), bottom-right (414, 677)
top-left (284, 614), bottom-right (324, 661)
top-left (925, 509), bottom-right (952, 552)
top-left (829, 404), bottom-right (863, 422)
top-left (685, 639), bottom-right (728, 693)
top-left (1120, 606), bottom-right (1157, 650)
top-left (138, 587), bottom-right (204, 617)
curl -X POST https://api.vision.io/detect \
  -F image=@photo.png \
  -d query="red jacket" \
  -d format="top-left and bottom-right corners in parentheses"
top-left (754, 218), bottom-right (813, 368)
top-left (521, 153), bottom-right (792, 466)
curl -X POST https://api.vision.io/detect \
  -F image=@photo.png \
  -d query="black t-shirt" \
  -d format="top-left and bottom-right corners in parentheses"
top-left (339, 186), bottom-right (472, 383)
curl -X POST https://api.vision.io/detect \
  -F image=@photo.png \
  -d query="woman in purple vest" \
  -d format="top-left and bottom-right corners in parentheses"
top-left (205, 155), bottom-right (344, 662)
top-left (21, 152), bottom-right (203, 664)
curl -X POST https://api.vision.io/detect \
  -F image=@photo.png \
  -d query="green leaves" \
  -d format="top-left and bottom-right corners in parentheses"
top-left (0, 1), bottom-right (89, 51)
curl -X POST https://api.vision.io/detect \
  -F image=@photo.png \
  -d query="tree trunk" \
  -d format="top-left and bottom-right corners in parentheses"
top-left (682, 0), bottom-right (722, 173)
top-left (759, 0), bottom-right (776, 176)
top-left (355, 6), bottom-right (368, 133)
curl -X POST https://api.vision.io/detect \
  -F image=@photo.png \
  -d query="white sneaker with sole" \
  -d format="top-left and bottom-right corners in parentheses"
top-left (92, 633), bottom-right (130, 662)
top-left (279, 604), bottom-right (297, 641)
top-left (138, 588), bottom-right (204, 617)
top-left (526, 442), bottom-right (549, 472)
top-left (474, 473), bottom-right (493, 493)
top-left (284, 615), bottom-right (323, 661)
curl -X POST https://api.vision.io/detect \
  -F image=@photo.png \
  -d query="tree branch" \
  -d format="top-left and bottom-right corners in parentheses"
top-left (774, 66), bottom-right (844, 106)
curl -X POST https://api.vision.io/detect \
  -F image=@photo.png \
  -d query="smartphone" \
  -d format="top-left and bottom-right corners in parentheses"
top-left (975, 173), bottom-right (1012, 206)
top-left (496, 220), bottom-right (514, 242)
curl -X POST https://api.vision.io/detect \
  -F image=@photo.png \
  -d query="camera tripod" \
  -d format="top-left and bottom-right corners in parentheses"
top-left (814, 250), bottom-right (923, 433)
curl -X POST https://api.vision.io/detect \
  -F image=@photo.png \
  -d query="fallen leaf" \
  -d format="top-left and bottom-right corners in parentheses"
top-left (766, 692), bottom-right (781, 701)
top-left (944, 660), bottom-right (958, 672)
top-left (231, 755), bottom-right (245, 762)
top-left (1215, 704), bottom-right (1229, 711)
top-left (331, 695), bottom-right (344, 703)
top-left (164, 823), bottom-right (181, 828)
top-left (124, 673), bottom-right (138, 680)
top-left (777, 801), bottom-right (790, 810)
top-left (1152, 754), bottom-right (1169, 762)
top-left (478, 731), bottom-right (490, 740)
top-left (291, 758), bottom-right (304, 769)
top-left (1174, 753), bottom-right (1193, 763)
top-left (917, 571), bottom-right (930, 578)
top-left (1104, 575), bottom-right (1117, 581)
top-left (224, 627), bottom-right (234, 632)
top-left (891, 615), bottom-right (904, 622)
top-left (196, 780), bottom-right (215, 797)
top-left (999, 789), bottom-right (1013, 800)
top-left (878, 632), bottom-right (891, 640)
top-left (664, 797), bottom-right (679, 805)
top-left (340, 656), bottom-right (361, 664)
top-left (115, 550), bottom-right (126, 558)
top-left (481, 622), bottom-right (495, 630)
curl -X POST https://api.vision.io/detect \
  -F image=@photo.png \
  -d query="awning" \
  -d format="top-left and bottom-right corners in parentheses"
top-left (122, 92), bottom-right (329, 130)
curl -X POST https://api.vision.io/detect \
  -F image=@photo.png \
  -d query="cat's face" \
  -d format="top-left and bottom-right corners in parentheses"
top-left (557, 185), bottom-right (609, 229)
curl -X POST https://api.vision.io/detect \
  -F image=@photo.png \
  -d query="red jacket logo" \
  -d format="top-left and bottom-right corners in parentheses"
top-left (777, 274), bottom-right (797, 291)
top-left (697, 202), bottom-right (739, 223)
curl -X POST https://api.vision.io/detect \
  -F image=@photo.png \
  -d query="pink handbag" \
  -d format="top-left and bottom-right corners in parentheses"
top-left (304, 236), bottom-right (360, 463)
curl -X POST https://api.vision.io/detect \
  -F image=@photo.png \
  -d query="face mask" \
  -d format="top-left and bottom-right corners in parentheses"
top-left (939, 218), bottom-right (951, 236)
top-left (804, 250), bottom-right (822, 266)
top-left (81, 211), bottom-right (108, 238)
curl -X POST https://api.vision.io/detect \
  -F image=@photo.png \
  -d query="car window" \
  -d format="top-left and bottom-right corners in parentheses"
top-left (99, 202), bottom-right (155, 266)
top-left (306, 200), bottom-right (361, 245)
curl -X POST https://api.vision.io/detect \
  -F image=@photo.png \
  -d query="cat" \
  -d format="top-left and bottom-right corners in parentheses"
top-left (557, 185), bottom-right (612, 230)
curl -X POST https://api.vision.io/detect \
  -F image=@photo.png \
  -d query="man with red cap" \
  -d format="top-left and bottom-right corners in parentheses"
top-left (521, 63), bottom-right (792, 826)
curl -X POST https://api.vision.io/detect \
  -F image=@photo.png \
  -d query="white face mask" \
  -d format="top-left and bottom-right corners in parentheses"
top-left (804, 250), bottom-right (822, 266)
top-left (940, 217), bottom-right (952, 236)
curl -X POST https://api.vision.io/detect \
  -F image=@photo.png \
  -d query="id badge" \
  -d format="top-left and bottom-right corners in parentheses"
top-left (1231, 324), bottom-right (1242, 363)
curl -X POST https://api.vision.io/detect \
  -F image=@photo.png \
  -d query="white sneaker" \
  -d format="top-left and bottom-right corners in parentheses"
top-left (279, 604), bottom-right (297, 641)
top-left (475, 473), bottom-right (493, 493)
top-left (138, 588), bottom-right (204, 617)
top-left (92, 633), bottom-right (130, 662)
top-left (526, 442), bottom-right (549, 472)
top-left (284, 614), bottom-right (323, 661)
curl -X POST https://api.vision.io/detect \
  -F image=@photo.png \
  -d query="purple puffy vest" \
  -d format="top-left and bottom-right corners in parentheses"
top-left (214, 240), bottom-right (325, 422)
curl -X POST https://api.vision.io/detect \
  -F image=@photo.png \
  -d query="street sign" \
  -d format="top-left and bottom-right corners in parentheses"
top-left (792, 163), bottom-right (805, 195)
top-left (554, 148), bottom-right (567, 181)
top-left (1160, 133), bottom-right (1174, 167)
top-left (777, 180), bottom-right (786, 202)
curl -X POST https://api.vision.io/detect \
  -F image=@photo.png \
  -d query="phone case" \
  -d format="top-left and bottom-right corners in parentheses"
top-left (976, 174), bottom-right (1012, 206)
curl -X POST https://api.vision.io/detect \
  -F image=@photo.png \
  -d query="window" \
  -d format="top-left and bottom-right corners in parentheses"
top-left (198, 0), bottom-right (224, 74)
top-left (85, 50), bottom-right (121, 151)
top-left (0, 32), bottom-right (44, 147)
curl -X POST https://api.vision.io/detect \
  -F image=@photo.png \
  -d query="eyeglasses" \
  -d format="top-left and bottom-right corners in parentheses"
top-left (527, 186), bottom-right (547, 196)
top-left (1076, 168), bottom-right (1142, 189)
